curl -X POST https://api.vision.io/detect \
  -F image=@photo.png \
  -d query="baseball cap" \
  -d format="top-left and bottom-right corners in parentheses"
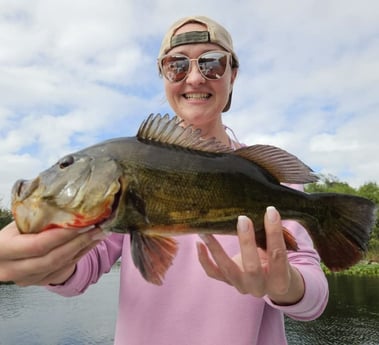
top-left (158, 16), bottom-right (239, 112)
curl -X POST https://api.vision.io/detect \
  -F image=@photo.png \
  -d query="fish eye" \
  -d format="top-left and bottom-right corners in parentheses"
top-left (58, 155), bottom-right (75, 169)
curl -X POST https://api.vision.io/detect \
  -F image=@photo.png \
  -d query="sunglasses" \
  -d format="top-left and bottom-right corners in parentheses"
top-left (158, 51), bottom-right (232, 82)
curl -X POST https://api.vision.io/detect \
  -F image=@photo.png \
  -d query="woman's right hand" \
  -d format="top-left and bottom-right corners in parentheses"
top-left (0, 221), bottom-right (107, 286)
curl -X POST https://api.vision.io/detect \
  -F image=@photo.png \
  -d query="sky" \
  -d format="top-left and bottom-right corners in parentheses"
top-left (1, 0), bottom-right (378, 208)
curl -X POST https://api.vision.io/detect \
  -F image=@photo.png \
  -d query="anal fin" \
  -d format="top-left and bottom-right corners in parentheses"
top-left (130, 231), bottom-right (178, 285)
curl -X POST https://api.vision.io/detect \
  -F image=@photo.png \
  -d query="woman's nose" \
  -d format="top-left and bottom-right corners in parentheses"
top-left (185, 61), bottom-right (206, 85)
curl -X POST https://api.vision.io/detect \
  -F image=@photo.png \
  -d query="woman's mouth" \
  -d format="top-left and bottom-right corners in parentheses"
top-left (183, 93), bottom-right (211, 100)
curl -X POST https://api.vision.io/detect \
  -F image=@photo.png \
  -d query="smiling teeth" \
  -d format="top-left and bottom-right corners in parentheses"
top-left (185, 93), bottom-right (210, 100)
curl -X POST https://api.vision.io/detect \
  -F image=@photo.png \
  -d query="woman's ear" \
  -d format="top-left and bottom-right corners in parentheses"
top-left (230, 67), bottom-right (238, 87)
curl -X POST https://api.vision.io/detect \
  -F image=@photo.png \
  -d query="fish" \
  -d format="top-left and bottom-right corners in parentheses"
top-left (11, 113), bottom-right (376, 285)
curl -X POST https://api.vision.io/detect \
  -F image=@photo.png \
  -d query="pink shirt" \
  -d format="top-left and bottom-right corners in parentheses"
top-left (48, 218), bottom-right (328, 345)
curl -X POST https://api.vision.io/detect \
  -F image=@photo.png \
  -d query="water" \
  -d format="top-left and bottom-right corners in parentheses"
top-left (1, 270), bottom-right (378, 345)
top-left (285, 275), bottom-right (379, 345)
top-left (0, 268), bottom-right (119, 345)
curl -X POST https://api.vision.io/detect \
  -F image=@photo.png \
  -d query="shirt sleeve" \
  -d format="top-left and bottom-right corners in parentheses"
top-left (46, 233), bottom-right (124, 297)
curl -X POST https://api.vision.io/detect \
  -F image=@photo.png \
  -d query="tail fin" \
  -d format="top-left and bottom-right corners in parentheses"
top-left (306, 193), bottom-right (376, 271)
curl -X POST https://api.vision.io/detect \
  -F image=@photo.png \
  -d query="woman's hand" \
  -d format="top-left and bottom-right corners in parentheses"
top-left (197, 206), bottom-right (305, 305)
top-left (0, 221), bottom-right (107, 286)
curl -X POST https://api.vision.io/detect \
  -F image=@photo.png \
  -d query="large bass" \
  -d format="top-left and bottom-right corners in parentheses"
top-left (11, 114), bottom-right (375, 285)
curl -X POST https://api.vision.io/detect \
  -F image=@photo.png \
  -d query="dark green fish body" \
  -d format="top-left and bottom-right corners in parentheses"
top-left (11, 114), bottom-right (376, 285)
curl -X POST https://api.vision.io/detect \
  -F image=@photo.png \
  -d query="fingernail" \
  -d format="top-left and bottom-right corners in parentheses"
top-left (237, 215), bottom-right (249, 232)
top-left (266, 206), bottom-right (279, 224)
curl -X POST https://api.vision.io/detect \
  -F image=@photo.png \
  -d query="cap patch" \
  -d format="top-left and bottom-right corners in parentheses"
top-left (170, 31), bottom-right (210, 48)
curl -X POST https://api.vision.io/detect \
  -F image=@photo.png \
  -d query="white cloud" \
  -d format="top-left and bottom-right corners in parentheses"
top-left (1, 0), bottom-right (379, 208)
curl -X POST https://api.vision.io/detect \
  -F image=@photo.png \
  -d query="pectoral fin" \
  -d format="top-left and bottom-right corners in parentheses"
top-left (130, 231), bottom-right (178, 285)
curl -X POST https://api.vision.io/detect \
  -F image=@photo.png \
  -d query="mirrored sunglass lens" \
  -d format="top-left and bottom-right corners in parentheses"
top-left (198, 52), bottom-right (228, 79)
top-left (161, 56), bottom-right (190, 82)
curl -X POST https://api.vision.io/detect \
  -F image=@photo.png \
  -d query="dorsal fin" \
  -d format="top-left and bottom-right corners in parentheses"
top-left (234, 145), bottom-right (318, 184)
top-left (137, 114), bottom-right (318, 184)
top-left (137, 113), bottom-right (233, 153)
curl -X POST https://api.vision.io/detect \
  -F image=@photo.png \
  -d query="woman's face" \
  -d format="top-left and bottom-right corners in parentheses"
top-left (162, 23), bottom-right (238, 129)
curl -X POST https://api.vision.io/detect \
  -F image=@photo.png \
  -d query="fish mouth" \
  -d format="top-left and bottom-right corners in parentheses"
top-left (12, 178), bottom-right (124, 234)
top-left (12, 178), bottom-right (39, 202)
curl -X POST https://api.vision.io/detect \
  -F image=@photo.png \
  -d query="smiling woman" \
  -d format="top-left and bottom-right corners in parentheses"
top-left (0, 15), bottom-right (331, 345)
top-left (0, 16), bottom-right (332, 345)
top-left (158, 19), bottom-right (239, 141)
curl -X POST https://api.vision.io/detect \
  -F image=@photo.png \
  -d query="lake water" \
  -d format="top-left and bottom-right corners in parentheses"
top-left (1, 268), bottom-right (378, 345)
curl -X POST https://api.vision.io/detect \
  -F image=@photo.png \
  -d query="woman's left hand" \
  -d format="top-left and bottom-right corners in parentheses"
top-left (197, 206), bottom-right (305, 305)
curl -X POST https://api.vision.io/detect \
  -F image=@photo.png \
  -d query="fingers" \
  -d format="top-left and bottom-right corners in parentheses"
top-left (35, 264), bottom-right (77, 286)
top-left (8, 237), bottom-right (101, 286)
top-left (197, 234), bottom-right (241, 286)
top-left (264, 206), bottom-right (287, 256)
top-left (196, 241), bottom-right (224, 281)
top-left (263, 208), bottom-right (305, 304)
top-left (0, 222), bottom-right (107, 285)
top-left (0, 221), bottom-right (102, 260)
top-left (263, 207), bottom-right (291, 290)
top-left (235, 215), bottom-right (266, 295)
top-left (237, 216), bottom-right (262, 274)
top-left (264, 206), bottom-right (288, 277)
top-left (20, 238), bottom-right (103, 286)
top-left (197, 207), bottom-right (294, 298)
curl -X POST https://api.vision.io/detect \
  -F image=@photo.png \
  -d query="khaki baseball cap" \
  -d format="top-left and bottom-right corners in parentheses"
top-left (158, 16), bottom-right (239, 112)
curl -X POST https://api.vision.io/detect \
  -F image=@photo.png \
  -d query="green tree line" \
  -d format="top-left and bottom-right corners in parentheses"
top-left (0, 204), bottom-right (12, 229)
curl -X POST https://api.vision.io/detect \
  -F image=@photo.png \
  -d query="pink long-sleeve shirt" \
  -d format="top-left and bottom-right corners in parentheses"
top-left (48, 218), bottom-right (328, 345)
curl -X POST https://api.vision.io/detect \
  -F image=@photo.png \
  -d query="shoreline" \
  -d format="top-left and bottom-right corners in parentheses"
top-left (323, 261), bottom-right (379, 277)
top-left (2, 261), bottom-right (379, 285)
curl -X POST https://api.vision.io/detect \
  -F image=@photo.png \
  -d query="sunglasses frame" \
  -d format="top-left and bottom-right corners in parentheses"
top-left (158, 50), bottom-right (232, 82)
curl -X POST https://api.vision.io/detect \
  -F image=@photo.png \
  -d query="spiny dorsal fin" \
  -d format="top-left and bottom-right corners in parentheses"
top-left (137, 114), bottom-right (318, 184)
top-left (234, 145), bottom-right (319, 184)
top-left (137, 113), bottom-right (233, 153)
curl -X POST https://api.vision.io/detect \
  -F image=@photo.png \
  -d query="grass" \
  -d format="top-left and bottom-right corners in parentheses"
top-left (323, 261), bottom-right (379, 277)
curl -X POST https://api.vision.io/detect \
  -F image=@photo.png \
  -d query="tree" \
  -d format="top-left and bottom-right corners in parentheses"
top-left (0, 206), bottom-right (13, 229)
top-left (305, 174), bottom-right (357, 195)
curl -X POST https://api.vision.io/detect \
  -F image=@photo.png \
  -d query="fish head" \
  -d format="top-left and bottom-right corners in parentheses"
top-left (11, 153), bottom-right (124, 233)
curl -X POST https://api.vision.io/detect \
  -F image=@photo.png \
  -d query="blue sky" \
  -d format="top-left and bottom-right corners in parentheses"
top-left (1, 0), bottom-right (378, 207)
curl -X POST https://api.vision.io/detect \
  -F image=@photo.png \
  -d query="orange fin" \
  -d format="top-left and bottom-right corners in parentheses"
top-left (130, 231), bottom-right (178, 285)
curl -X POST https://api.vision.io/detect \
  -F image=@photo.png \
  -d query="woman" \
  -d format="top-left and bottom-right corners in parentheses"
top-left (0, 16), bottom-right (328, 345)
